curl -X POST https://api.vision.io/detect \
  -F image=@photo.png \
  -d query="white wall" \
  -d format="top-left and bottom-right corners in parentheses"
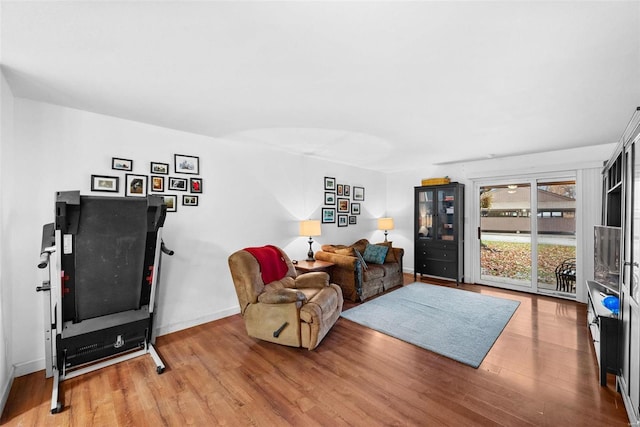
top-left (2, 94), bottom-right (618, 380)
top-left (0, 69), bottom-right (16, 413)
top-left (387, 145), bottom-right (614, 302)
top-left (7, 99), bottom-right (387, 375)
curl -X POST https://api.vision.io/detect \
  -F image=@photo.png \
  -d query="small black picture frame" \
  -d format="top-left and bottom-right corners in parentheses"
top-left (168, 177), bottom-right (188, 191)
top-left (353, 186), bottom-right (365, 201)
top-left (322, 208), bottom-right (336, 224)
top-left (112, 157), bottom-right (133, 171)
top-left (324, 176), bottom-right (336, 190)
top-left (125, 174), bottom-right (148, 197)
top-left (337, 198), bottom-right (350, 213)
top-left (183, 195), bottom-right (199, 206)
top-left (91, 175), bottom-right (119, 193)
top-left (325, 192), bottom-right (336, 205)
top-left (338, 215), bottom-right (348, 227)
top-left (174, 154), bottom-right (199, 175)
top-left (190, 178), bottom-right (203, 193)
top-left (150, 176), bottom-right (165, 192)
top-left (351, 202), bottom-right (361, 215)
top-left (162, 195), bottom-right (177, 212)
top-left (349, 215), bottom-right (357, 225)
top-left (150, 162), bottom-right (169, 175)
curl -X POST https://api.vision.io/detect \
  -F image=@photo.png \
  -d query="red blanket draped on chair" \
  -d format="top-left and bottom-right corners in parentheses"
top-left (244, 245), bottom-right (289, 284)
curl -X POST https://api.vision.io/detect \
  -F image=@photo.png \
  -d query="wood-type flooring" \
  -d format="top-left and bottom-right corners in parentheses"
top-left (0, 275), bottom-right (630, 426)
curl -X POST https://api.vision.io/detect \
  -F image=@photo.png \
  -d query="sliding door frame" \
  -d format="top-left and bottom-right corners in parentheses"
top-left (471, 171), bottom-right (581, 300)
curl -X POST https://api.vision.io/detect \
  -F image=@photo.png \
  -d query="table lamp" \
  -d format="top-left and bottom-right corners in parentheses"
top-left (377, 217), bottom-right (394, 242)
top-left (299, 220), bottom-right (321, 261)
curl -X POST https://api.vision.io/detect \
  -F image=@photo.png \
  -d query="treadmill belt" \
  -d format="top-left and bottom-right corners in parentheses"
top-left (74, 198), bottom-right (147, 321)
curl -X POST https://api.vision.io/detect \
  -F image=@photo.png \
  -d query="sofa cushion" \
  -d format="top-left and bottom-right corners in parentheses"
top-left (376, 241), bottom-right (397, 263)
top-left (363, 264), bottom-right (385, 281)
top-left (335, 247), bottom-right (355, 256)
top-left (321, 244), bottom-right (349, 253)
top-left (363, 243), bottom-right (388, 265)
top-left (350, 238), bottom-right (369, 254)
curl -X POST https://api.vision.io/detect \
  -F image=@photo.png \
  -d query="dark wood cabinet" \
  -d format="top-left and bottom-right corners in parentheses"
top-left (586, 280), bottom-right (619, 386)
top-left (603, 107), bottom-right (640, 424)
top-left (414, 183), bottom-right (464, 283)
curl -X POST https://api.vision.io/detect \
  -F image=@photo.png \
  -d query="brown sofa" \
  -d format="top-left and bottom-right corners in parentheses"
top-left (314, 239), bottom-right (404, 302)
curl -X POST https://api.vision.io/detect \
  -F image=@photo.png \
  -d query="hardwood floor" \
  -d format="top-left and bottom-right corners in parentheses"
top-left (1, 275), bottom-right (630, 426)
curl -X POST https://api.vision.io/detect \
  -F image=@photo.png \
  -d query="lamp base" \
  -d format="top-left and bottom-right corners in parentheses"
top-left (306, 238), bottom-right (315, 262)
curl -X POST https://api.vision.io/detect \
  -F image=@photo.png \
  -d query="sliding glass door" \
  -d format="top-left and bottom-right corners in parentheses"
top-left (477, 177), bottom-right (576, 296)
top-left (479, 183), bottom-right (533, 289)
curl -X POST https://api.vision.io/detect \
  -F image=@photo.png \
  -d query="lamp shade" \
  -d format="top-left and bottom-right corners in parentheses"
top-left (299, 220), bottom-right (321, 237)
top-left (377, 217), bottom-right (394, 231)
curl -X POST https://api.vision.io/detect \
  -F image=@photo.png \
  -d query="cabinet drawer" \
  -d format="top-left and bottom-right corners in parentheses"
top-left (416, 241), bottom-right (457, 251)
top-left (416, 247), bottom-right (457, 261)
top-left (417, 260), bottom-right (457, 279)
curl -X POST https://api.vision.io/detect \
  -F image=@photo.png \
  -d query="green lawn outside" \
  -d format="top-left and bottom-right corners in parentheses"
top-left (480, 240), bottom-right (576, 284)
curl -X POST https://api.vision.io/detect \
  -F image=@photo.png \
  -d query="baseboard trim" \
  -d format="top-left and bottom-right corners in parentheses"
top-left (155, 306), bottom-right (240, 338)
top-left (11, 307), bottom-right (241, 378)
top-left (0, 365), bottom-right (15, 416)
top-left (13, 358), bottom-right (45, 378)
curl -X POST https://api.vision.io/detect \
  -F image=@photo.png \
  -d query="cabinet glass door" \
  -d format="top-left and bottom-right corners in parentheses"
top-left (623, 140), bottom-right (640, 418)
top-left (417, 190), bottom-right (434, 239)
top-left (438, 189), bottom-right (456, 241)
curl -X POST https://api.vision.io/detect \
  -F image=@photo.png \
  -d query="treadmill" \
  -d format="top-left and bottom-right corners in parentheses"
top-left (37, 191), bottom-right (173, 413)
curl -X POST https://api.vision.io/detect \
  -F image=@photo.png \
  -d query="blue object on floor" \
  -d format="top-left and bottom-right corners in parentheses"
top-left (602, 295), bottom-right (620, 315)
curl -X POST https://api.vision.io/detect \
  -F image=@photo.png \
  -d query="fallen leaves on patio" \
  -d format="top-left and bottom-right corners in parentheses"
top-left (481, 241), bottom-right (576, 284)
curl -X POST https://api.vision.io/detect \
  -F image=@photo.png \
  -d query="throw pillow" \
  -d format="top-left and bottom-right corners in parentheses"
top-left (376, 241), bottom-right (396, 263)
top-left (363, 243), bottom-right (389, 265)
top-left (353, 248), bottom-right (368, 270)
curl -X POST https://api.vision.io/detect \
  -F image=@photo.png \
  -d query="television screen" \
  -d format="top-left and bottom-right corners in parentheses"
top-left (594, 225), bottom-right (621, 295)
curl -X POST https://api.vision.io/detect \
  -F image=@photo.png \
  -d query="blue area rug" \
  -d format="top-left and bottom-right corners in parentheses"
top-left (341, 283), bottom-right (520, 368)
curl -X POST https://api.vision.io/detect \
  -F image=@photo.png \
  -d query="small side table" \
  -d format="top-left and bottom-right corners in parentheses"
top-left (294, 260), bottom-right (334, 279)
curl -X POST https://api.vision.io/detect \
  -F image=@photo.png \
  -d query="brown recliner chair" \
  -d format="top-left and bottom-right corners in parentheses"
top-left (228, 245), bottom-right (343, 350)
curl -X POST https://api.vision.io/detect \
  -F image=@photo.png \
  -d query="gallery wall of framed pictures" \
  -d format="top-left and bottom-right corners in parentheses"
top-left (322, 176), bottom-right (365, 228)
top-left (90, 153), bottom-right (203, 212)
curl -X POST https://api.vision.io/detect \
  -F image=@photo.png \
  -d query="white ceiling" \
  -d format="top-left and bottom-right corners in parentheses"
top-left (2, 1), bottom-right (639, 173)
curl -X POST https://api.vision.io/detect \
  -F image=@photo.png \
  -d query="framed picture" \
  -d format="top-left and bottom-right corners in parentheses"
top-left (322, 208), bottom-right (336, 224)
top-left (325, 192), bottom-right (336, 205)
top-left (349, 216), bottom-right (357, 225)
top-left (174, 154), bottom-right (199, 174)
top-left (337, 184), bottom-right (344, 196)
top-left (324, 176), bottom-right (336, 190)
top-left (168, 177), bottom-right (188, 191)
top-left (337, 198), bottom-right (350, 213)
top-left (338, 215), bottom-right (348, 227)
top-left (112, 157), bottom-right (133, 171)
top-left (162, 195), bottom-right (177, 212)
top-left (351, 202), bottom-right (361, 215)
top-left (125, 174), bottom-right (147, 197)
top-left (91, 175), bottom-right (119, 193)
top-left (183, 195), bottom-right (199, 206)
top-left (150, 162), bottom-right (169, 175)
top-left (190, 177), bottom-right (203, 193)
top-left (150, 176), bottom-right (165, 192)
top-left (344, 185), bottom-right (351, 197)
top-left (353, 186), bottom-right (365, 201)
